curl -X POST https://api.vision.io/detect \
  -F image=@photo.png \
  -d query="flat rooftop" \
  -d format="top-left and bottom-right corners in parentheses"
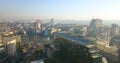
top-left (54, 33), bottom-right (92, 47)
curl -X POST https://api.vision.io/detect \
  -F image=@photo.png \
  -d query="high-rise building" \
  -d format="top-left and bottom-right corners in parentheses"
top-left (0, 43), bottom-right (4, 62)
top-left (0, 35), bottom-right (5, 62)
top-left (53, 33), bottom-right (102, 63)
top-left (0, 43), bottom-right (4, 52)
top-left (118, 49), bottom-right (120, 63)
top-left (7, 39), bottom-right (16, 55)
top-left (3, 37), bottom-right (16, 56)
top-left (110, 24), bottom-right (119, 37)
top-left (49, 19), bottom-right (54, 25)
top-left (34, 20), bottom-right (41, 29)
top-left (34, 20), bottom-right (42, 34)
top-left (0, 35), bottom-right (4, 53)
top-left (88, 18), bottom-right (103, 35)
top-left (89, 18), bottom-right (103, 28)
top-left (2, 33), bottom-right (21, 56)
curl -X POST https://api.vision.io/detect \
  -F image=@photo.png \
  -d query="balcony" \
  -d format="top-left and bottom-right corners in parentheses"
top-left (0, 47), bottom-right (4, 51)
top-left (87, 44), bottom-right (95, 48)
top-left (0, 44), bottom-right (3, 47)
top-left (91, 53), bottom-right (102, 58)
top-left (89, 48), bottom-right (99, 53)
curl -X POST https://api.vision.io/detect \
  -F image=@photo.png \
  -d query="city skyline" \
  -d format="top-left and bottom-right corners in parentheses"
top-left (0, 0), bottom-right (120, 20)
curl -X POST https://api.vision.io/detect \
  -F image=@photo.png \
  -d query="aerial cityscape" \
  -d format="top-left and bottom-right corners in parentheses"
top-left (0, 0), bottom-right (120, 63)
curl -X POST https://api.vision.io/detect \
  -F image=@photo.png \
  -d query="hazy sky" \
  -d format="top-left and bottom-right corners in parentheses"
top-left (0, 0), bottom-right (120, 20)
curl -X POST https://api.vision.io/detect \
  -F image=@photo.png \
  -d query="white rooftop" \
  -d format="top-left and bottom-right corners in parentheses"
top-left (31, 59), bottom-right (44, 63)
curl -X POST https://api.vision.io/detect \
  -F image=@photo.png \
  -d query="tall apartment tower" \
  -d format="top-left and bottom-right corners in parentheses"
top-left (0, 35), bottom-right (4, 53)
top-left (3, 37), bottom-right (17, 56)
top-left (118, 49), bottom-right (120, 63)
top-left (34, 20), bottom-right (41, 29)
top-left (88, 18), bottom-right (103, 35)
top-left (34, 20), bottom-right (42, 34)
top-left (7, 39), bottom-right (16, 55)
top-left (1, 32), bottom-right (21, 56)
top-left (110, 24), bottom-right (119, 37)
top-left (48, 19), bottom-right (55, 26)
